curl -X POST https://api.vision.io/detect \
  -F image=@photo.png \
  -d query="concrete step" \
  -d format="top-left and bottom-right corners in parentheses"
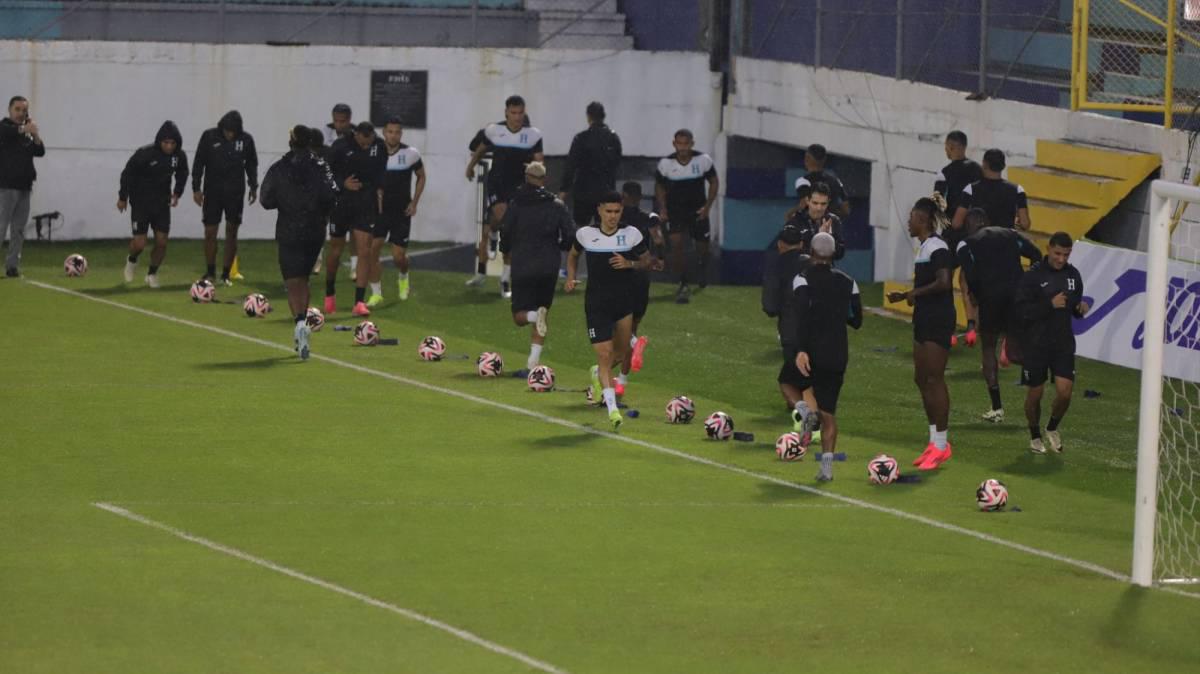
top-left (526, 0), bottom-right (617, 12)
top-left (539, 33), bottom-right (634, 49)
top-left (537, 12), bottom-right (628, 37)
top-left (1008, 165), bottom-right (1126, 210)
top-left (1034, 139), bottom-right (1161, 182)
top-left (1026, 196), bottom-right (1102, 241)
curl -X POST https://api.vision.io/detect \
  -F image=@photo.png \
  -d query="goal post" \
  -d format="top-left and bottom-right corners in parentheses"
top-left (1133, 179), bottom-right (1200, 588)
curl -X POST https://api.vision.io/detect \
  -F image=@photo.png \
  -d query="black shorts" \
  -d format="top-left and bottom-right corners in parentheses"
top-left (511, 275), bottom-right (557, 313)
top-left (665, 212), bottom-right (711, 241)
top-left (486, 181), bottom-right (520, 210)
top-left (778, 351), bottom-right (846, 415)
top-left (1020, 346), bottom-right (1076, 387)
top-left (913, 303), bottom-right (956, 350)
top-left (572, 199), bottom-right (597, 226)
top-left (374, 207), bottom-right (412, 246)
top-left (977, 294), bottom-right (1015, 335)
top-left (131, 205), bottom-right (170, 236)
top-left (278, 237), bottom-right (324, 280)
top-left (331, 194), bottom-right (376, 234)
top-left (631, 276), bottom-right (650, 320)
top-left (202, 192), bottom-right (244, 226)
top-left (585, 295), bottom-right (633, 344)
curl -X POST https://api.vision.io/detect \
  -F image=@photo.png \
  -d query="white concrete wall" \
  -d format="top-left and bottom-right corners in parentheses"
top-left (0, 41), bottom-right (721, 243)
top-left (727, 57), bottom-right (1197, 280)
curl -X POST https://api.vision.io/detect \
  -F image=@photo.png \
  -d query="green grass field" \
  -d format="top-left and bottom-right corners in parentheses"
top-left (2, 239), bottom-right (1198, 673)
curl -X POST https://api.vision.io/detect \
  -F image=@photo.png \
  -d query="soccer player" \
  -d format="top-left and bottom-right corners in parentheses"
top-left (792, 143), bottom-right (849, 219)
top-left (498, 161), bottom-right (574, 372)
top-left (953, 148), bottom-right (1030, 232)
top-left (0, 95), bottom-right (45, 278)
top-left (191, 110), bottom-right (258, 286)
top-left (655, 129), bottom-right (718, 303)
top-left (784, 182), bottom-right (845, 260)
top-left (766, 224), bottom-right (812, 411)
top-left (790, 232), bottom-right (863, 481)
top-left (119, 121), bottom-right (188, 288)
top-left (465, 95), bottom-right (544, 297)
top-left (326, 121), bottom-right (386, 316)
top-left (934, 130), bottom-right (984, 343)
top-left (558, 101), bottom-right (622, 226)
top-left (956, 207), bottom-right (1042, 422)
top-left (616, 181), bottom-right (665, 394)
top-left (369, 117), bottom-right (425, 304)
top-left (565, 191), bottom-right (653, 431)
top-left (887, 197), bottom-right (955, 471)
top-left (260, 125), bottom-right (338, 361)
top-left (1016, 232), bottom-right (1090, 454)
top-left (322, 103), bottom-right (354, 147)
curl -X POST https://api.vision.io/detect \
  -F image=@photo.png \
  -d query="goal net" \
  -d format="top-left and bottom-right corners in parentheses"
top-left (1134, 180), bottom-right (1200, 590)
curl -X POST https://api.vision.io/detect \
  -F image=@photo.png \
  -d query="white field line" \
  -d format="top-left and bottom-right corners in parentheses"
top-left (94, 500), bottom-right (856, 509)
top-left (27, 279), bottom-right (1200, 601)
top-left (92, 502), bottom-right (570, 674)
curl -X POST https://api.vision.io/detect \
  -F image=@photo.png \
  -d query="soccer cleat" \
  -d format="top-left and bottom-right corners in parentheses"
top-left (913, 442), bottom-right (938, 467)
top-left (792, 401), bottom-right (817, 448)
top-left (1045, 429), bottom-right (1063, 453)
top-left (630, 335), bottom-right (649, 373)
top-left (585, 386), bottom-right (595, 404)
top-left (324, 295), bottom-right (336, 315)
top-left (675, 284), bottom-right (691, 304)
top-left (614, 381), bottom-right (626, 397)
top-left (231, 270), bottom-right (245, 281)
top-left (917, 443), bottom-right (953, 471)
top-left (964, 329), bottom-right (977, 347)
top-left (123, 260), bottom-right (136, 283)
top-left (144, 273), bottom-right (160, 289)
top-left (366, 294), bottom-right (384, 307)
top-left (609, 408), bottom-right (623, 432)
top-left (535, 306), bottom-right (548, 338)
top-left (998, 337), bottom-right (1011, 368)
top-left (981, 408), bottom-right (1005, 423)
top-left (816, 455), bottom-right (834, 482)
top-left (352, 301), bottom-right (370, 316)
top-left (1030, 437), bottom-right (1047, 454)
top-left (294, 321), bottom-right (311, 361)
top-left (221, 277), bottom-right (234, 287)
top-left (500, 280), bottom-right (512, 299)
top-left (488, 232), bottom-right (499, 260)
top-left (465, 273), bottom-right (486, 287)
top-left (398, 277), bottom-right (410, 301)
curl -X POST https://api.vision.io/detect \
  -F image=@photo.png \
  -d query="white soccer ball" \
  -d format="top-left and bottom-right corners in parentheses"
top-left (64, 253), bottom-right (88, 277)
top-left (776, 432), bottom-right (806, 461)
top-left (704, 411), bottom-right (734, 440)
top-left (976, 479), bottom-right (1009, 511)
top-left (190, 279), bottom-right (215, 303)
top-left (477, 351), bottom-right (503, 377)
top-left (354, 320), bottom-right (380, 346)
top-left (305, 307), bottom-right (325, 332)
top-left (418, 336), bottom-right (446, 361)
top-left (665, 396), bottom-right (696, 424)
top-left (867, 454), bottom-right (900, 485)
top-left (527, 365), bottom-right (555, 392)
top-left (243, 293), bottom-right (271, 318)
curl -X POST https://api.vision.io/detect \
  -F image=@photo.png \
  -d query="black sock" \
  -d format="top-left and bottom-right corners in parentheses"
top-left (148, 264), bottom-right (159, 275)
top-left (206, 264), bottom-right (216, 278)
top-left (222, 266), bottom-right (231, 279)
top-left (967, 319), bottom-right (976, 331)
top-left (1030, 426), bottom-right (1041, 440)
top-left (325, 280), bottom-right (336, 296)
top-left (128, 254), bottom-right (139, 263)
top-left (355, 286), bottom-right (366, 303)
top-left (477, 261), bottom-right (486, 274)
top-left (295, 313), bottom-right (306, 324)
top-left (1047, 415), bottom-right (1062, 431)
top-left (988, 386), bottom-right (1002, 411)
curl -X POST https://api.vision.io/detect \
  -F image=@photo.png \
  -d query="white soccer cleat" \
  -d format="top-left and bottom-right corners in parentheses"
top-left (294, 321), bottom-right (311, 361)
top-left (1029, 437), bottom-right (1047, 454)
top-left (1045, 429), bottom-right (1063, 453)
top-left (465, 273), bottom-right (486, 287)
top-left (981, 408), bottom-right (1005, 423)
top-left (500, 280), bottom-right (512, 299)
top-left (144, 273), bottom-right (160, 289)
top-left (535, 306), bottom-right (548, 338)
top-left (123, 260), bottom-right (136, 283)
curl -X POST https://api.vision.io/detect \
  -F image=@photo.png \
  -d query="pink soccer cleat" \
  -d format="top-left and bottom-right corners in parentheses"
top-left (917, 443), bottom-right (953, 471)
top-left (352, 301), bottom-right (370, 317)
top-left (614, 381), bottom-right (626, 397)
top-left (913, 442), bottom-right (938, 467)
top-left (630, 335), bottom-right (649, 373)
top-left (964, 329), bottom-right (977, 347)
top-left (324, 295), bottom-right (336, 315)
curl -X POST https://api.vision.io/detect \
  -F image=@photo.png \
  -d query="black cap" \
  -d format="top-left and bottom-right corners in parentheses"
top-left (332, 103), bottom-right (352, 116)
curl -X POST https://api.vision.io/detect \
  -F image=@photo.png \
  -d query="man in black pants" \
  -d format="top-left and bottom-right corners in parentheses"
top-left (261, 125), bottom-right (338, 361)
top-left (498, 161), bottom-right (575, 374)
top-left (655, 129), bottom-right (718, 303)
top-left (192, 110), bottom-right (258, 286)
top-left (0, 95), bottom-right (45, 278)
top-left (326, 121), bottom-right (386, 317)
top-left (119, 121), bottom-right (188, 288)
top-left (789, 232), bottom-right (863, 481)
top-left (1016, 232), bottom-right (1090, 454)
top-left (765, 224), bottom-right (811, 411)
top-left (616, 181), bottom-right (665, 394)
top-left (558, 101), bottom-right (622, 226)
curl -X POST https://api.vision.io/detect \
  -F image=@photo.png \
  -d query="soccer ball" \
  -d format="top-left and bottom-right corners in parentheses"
top-left (305, 307), bottom-right (325, 332)
top-left (418, 336), bottom-right (446, 361)
top-left (64, 254), bottom-right (88, 277)
top-left (976, 479), bottom-right (1009, 511)
top-left (354, 320), bottom-right (380, 346)
top-left (776, 432), bottom-right (806, 461)
top-left (527, 365), bottom-right (555, 392)
top-left (867, 454), bottom-right (900, 485)
top-left (243, 293), bottom-right (271, 318)
top-left (704, 411), bottom-right (734, 440)
top-left (190, 279), bottom-right (215, 303)
top-left (665, 396), bottom-right (696, 424)
top-left (477, 351), bottom-right (503, 377)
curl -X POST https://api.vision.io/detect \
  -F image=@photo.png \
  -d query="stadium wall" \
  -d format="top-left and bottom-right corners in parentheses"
top-left (0, 40), bottom-right (720, 244)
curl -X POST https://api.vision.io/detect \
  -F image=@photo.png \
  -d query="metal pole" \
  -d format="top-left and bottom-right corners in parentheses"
top-left (472, 0), bottom-right (479, 48)
top-left (896, 0), bottom-right (904, 79)
top-left (979, 0), bottom-right (989, 92)
top-left (815, 0), bottom-right (823, 68)
top-left (1165, 0), bottom-right (1177, 129)
top-left (219, 0), bottom-right (227, 45)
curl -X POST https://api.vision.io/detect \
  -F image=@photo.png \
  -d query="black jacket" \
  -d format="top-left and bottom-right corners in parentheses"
top-left (119, 121), bottom-right (188, 206)
top-left (790, 263), bottom-right (863, 372)
top-left (192, 110), bottom-right (258, 196)
top-left (956, 226), bottom-right (1041, 301)
top-left (498, 184), bottom-right (575, 280)
top-left (560, 123), bottom-right (622, 200)
top-left (1016, 258), bottom-right (1086, 350)
top-left (784, 211), bottom-right (846, 260)
top-left (0, 117), bottom-right (46, 190)
top-left (260, 150), bottom-right (338, 242)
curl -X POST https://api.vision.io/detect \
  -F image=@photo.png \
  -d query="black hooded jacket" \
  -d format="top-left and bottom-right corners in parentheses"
top-left (559, 123), bottom-right (622, 201)
top-left (498, 183), bottom-right (575, 280)
top-left (0, 117), bottom-right (46, 191)
top-left (192, 110), bottom-right (258, 196)
top-left (119, 121), bottom-right (188, 206)
top-left (260, 149), bottom-right (338, 242)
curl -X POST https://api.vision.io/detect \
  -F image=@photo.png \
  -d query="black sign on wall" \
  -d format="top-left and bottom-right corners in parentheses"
top-left (370, 70), bottom-right (428, 129)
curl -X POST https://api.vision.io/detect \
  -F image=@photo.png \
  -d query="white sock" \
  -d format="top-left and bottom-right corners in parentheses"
top-left (629, 335), bottom-right (639, 348)
top-left (525, 310), bottom-right (538, 323)
top-left (528, 344), bottom-right (542, 369)
top-left (602, 387), bottom-right (617, 413)
top-left (501, 265), bottom-right (512, 283)
top-left (398, 272), bottom-right (408, 280)
top-left (350, 255), bottom-right (358, 268)
top-left (616, 373), bottom-right (628, 386)
top-left (370, 282), bottom-right (382, 296)
top-left (933, 430), bottom-right (948, 450)
top-left (929, 424), bottom-right (937, 443)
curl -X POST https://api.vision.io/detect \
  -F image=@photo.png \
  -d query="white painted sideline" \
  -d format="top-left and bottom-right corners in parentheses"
top-left (92, 502), bottom-right (569, 674)
top-left (27, 279), bottom-right (1200, 600)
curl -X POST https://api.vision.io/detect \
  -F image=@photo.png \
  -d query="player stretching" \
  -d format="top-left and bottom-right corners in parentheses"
top-left (1016, 232), bottom-right (1090, 453)
top-left (119, 121), bottom-right (188, 288)
top-left (369, 117), bottom-right (425, 304)
top-left (887, 198), bottom-right (955, 470)
top-left (616, 181), bottom-right (665, 394)
top-left (790, 232), bottom-right (863, 481)
top-left (565, 191), bottom-right (652, 431)
top-left (655, 129), bottom-right (718, 304)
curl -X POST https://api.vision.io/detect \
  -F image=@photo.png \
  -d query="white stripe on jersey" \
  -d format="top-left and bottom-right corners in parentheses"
top-left (915, 237), bottom-right (949, 263)
top-left (576, 225), bottom-right (644, 253)
top-left (792, 274), bottom-right (808, 290)
top-left (956, 240), bottom-right (967, 253)
top-left (794, 176), bottom-right (810, 191)
top-left (387, 146), bottom-right (421, 171)
top-left (851, 280), bottom-right (860, 295)
top-left (485, 123), bottom-right (543, 150)
top-left (962, 183), bottom-right (973, 196)
top-left (657, 153), bottom-right (714, 182)
top-left (1016, 184), bottom-right (1026, 194)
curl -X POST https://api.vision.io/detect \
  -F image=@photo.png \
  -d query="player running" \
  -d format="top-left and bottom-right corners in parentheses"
top-left (565, 191), bottom-right (653, 431)
top-left (887, 197), bottom-right (955, 470)
top-left (1016, 232), bottom-right (1090, 454)
top-left (119, 121), bottom-right (188, 288)
top-left (326, 121), bottom-right (386, 316)
top-left (789, 232), bottom-right (863, 481)
top-left (615, 181), bottom-right (665, 395)
top-left (368, 117), bottom-right (425, 304)
top-left (655, 129), bottom-right (718, 303)
top-left (191, 110), bottom-right (258, 286)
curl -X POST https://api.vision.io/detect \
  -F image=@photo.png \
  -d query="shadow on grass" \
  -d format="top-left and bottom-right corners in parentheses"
top-left (82, 282), bottom-right (192, 297)
top-left (195, 356), bottom-right (298, 370)
top-left (1000, 451), bottom-right (1066, 476)
top-left (527, 433), bottom-right (604, 450)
